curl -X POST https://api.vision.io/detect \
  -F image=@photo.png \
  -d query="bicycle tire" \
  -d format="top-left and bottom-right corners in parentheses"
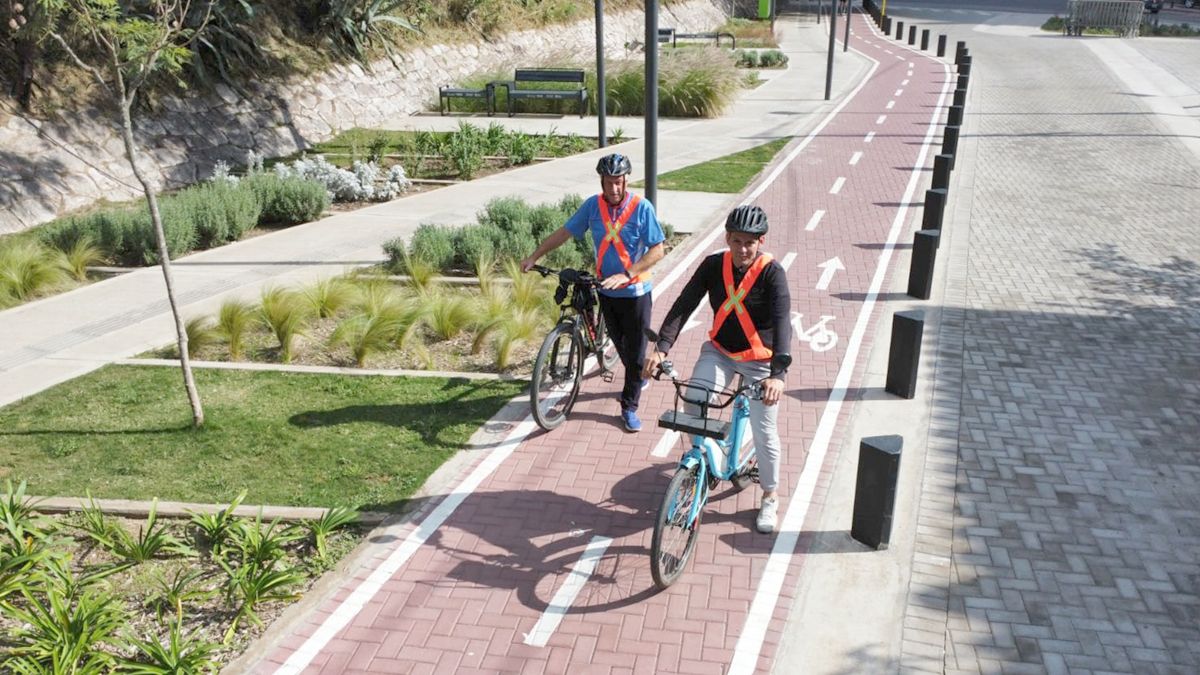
top-left (530, 323), bottom-right (584, 431)
top-left (596, 317), bottom-right (620, 372)
top-left (650, 466), bottom-right (703, 589)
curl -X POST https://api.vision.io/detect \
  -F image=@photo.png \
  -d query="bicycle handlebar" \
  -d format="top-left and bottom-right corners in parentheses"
top-left (528, 264), bottom-right (599, 287)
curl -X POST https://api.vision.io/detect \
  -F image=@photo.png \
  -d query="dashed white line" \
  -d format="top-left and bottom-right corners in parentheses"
top-left (895, 55), bottom-right (906, 61)
top-left (864, 131), bottom-right (876, 143)
top-left (829, 177), bottom-right (846, 195)
top-left (902, 79), bottom-right (910, 86)
top-left (884, 49), bottom-right (893, 54)
top-left (894, 88), bottom-right (904, 96)
top-left (876, 115), bottom-right (887, 124)
top-left (652, 430), bottom-right (680, 457)
top-left (849, 151), bottom-right (863, 166)
top-left (805, 210), bottom-right (826, 232)
top-left (885, 100), bottom-right (895, 110)
top-left (780, 252), bottom-right (797, 271)
top-left (523, 536), bottom-right (613, 647)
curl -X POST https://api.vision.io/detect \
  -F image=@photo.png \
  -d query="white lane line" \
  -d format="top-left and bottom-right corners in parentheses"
top-left (876, 115), bottom-right (887, 124)
top-left (829, 177), bottom-right (846, 195)
top-left (727, 33), bottom-right (955, 675)
top-left (804, 210), bottom-right (826, 232)
top-left (277, 416), bottom-right (539, 673)
top-left (780, 252), bottom-right (797, 271)
top-left (885, 100), bottom-right (895, 110)
top-left (894, 88), bottom-right (903, 96)
top-left (652, 430), bottom-right (680, 457)
top-left (864, 131), bottom-right (876, 143)
top-left (884, 49), bottom-right (893, 54)
top-left (849, 151), bottom-right (863, 166)
top-left (902, 79), bottom-right (910, 86)
top-left (523, 536), bottom-right (613, 647)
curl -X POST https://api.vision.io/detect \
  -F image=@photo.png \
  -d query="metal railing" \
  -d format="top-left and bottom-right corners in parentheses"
top-left (1064, 0), bottom-right (1144, 37)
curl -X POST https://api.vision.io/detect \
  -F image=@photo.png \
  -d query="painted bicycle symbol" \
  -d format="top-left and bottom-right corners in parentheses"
top-left (791, 312), bottom-right (838, 353)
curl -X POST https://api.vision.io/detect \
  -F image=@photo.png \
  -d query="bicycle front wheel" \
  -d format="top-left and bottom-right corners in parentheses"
top-left (651, 466), bottom-right (703, 589)
top-left (530, 323), bottom-right (584, 431)
top-left (595, 317), bottom-right (620, 372)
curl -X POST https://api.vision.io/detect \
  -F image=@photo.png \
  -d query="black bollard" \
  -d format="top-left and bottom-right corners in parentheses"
top-left (932, 154), bottom-right (952, 193)
top-left (957, 73), bottom-right (969, 91)
top-left (959, 61), bottom-right (971, 77)
top-left (937, 34), bottom-right (947, 57)
top-left (947, 104), bottom-right (963, 127)
top-left (851, 435), bottom-right (903, 551)
top-left (921, 189), bottom-right (947, 232)
top-left (896, 20), bottom-right (904, 39)
top-left (955, 41), bottom-right (967, 63)
top-left (885, 310), bottom-right (925, 399)
top-left (942, 126), bottom-right (960, 169)
top-left (907, 230), bottom-right (940, 299)
top-left (921, 29), bottom-right (930, 51)
top-left (953, 87), bottom-right (966, 108)
top-left (883, 16), bottom-right (892, 34)
top-left (908, 25), bottom-right (917, 45)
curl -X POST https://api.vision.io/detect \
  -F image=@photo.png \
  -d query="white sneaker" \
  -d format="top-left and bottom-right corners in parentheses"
top-left (756, 496), bottom-right (779, 534)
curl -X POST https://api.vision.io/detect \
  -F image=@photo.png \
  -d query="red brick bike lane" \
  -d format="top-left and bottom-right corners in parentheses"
top-left (255, 14), bottom-right (953, 675)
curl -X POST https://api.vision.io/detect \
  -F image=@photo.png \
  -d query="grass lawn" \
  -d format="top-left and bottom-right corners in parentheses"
top-left (0, 366), bottom-right (525, 512)
top-left (634, 137), bottom-right (792, 193)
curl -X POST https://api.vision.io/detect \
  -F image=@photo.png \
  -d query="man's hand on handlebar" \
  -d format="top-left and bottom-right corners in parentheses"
top-left (761, 377), bottom-right (784, 406)
top-left (642, 349), bottom-right (665, 380)
top-left (520, 257), bottom-right (538, 273)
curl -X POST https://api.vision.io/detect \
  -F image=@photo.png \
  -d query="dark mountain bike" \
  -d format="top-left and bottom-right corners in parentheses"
top-left (527, 265), bottom-right (619, 430)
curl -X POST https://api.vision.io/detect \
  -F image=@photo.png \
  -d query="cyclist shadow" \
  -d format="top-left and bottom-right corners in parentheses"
top-left (429, 463), bottom-right (673, 613)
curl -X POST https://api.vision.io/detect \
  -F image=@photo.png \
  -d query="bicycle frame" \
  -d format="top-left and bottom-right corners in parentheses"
top-left (672, 387), bottom-right (754, 529)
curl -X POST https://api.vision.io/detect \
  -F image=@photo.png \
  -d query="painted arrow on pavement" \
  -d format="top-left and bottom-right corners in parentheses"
top-left (815, 257), bottom-right (845, 291)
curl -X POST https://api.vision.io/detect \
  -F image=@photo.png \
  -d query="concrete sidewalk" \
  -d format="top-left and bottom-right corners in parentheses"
top-left (0, 14), bottom-right (866, 411)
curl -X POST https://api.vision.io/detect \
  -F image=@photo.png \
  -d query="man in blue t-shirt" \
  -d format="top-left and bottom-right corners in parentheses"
top-left (521, 153), bottom-right (666, 432)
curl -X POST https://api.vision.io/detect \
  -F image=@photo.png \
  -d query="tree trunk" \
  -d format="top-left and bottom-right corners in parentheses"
top-left (13, 37), bottom-right (37, 110)
top-left (117, 94), bottom-right (205, 427)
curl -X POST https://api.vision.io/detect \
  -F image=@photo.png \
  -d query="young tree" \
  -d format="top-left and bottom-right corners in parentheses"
top-left (12, 0), bottom-right (210, 425)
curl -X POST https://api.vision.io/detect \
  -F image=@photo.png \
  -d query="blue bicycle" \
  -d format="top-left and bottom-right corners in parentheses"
top-left (647, 344), bottom-right (790, 588)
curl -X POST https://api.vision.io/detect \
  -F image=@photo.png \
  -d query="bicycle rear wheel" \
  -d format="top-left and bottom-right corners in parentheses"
top-left (651, 466), bottom-right (703, 589)
top-left (595, 318), bottom-right (620, 372)
top-left (530, 323), bottom-right (584, 431)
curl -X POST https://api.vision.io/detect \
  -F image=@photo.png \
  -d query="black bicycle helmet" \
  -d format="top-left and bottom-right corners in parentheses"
top-left (596, 153), bottom-right (632, 177)
top-left (725, 205), bottom-right (769, 236)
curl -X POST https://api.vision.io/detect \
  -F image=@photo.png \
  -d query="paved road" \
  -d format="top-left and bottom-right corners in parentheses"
top-left (880, 3), bottom-right (1200, 673)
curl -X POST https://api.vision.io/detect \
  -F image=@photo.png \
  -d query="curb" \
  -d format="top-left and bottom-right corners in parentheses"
top-left (16, 494), bottom-right (391, 525)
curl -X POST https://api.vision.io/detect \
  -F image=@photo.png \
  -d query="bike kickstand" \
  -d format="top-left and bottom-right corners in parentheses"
top-left (602, 371), bottom-right (615, 383)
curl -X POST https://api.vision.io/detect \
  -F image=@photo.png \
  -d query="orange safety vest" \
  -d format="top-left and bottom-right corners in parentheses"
top-left (709, 251), bottom-right (774, 361)
top-left (595, 194), bottom-right (647, 289)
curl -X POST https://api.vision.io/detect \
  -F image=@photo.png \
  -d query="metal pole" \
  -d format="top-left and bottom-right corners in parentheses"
top-left (825, 0), bottom-right (837, 101)
top-left (645, 0), bottom-right (658, 208)
top-left (843, 0), bottom-right (851, 52)
top-left (595, 0), bottom-right (607, 148)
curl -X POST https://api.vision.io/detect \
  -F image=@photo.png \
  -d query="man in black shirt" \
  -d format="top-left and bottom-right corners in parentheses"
top-left (643, 205), bottom-right (792, 533)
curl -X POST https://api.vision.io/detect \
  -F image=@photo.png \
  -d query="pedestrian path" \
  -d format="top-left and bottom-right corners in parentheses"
top-left (244, 11), bottom-right (957, 674)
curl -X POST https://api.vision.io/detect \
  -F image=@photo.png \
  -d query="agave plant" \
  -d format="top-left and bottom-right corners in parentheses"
top-left (319, 0), bottom-right (418, 68)
top-left (122, 619), bottom-right (220, 674)
top-left (301, 507), bottom-right (359, 561)
top-left (304, 277), bottom-right (357, 319)
top-left (145, 567), bottom-right (216, 623)
top-left (187, 490), bottom-right (246, 557)
top-left (184, 316), bottom-right (221, 359)
top-left (260, 287), bottom-right (312, 364)
top-left (217, 299), bottom-right (257, 361)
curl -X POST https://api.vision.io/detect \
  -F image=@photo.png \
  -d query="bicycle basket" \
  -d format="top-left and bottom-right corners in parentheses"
top-left (656, 378), bottom-right (736, 440)
top-left (571, 283), bottom-right (597, 313)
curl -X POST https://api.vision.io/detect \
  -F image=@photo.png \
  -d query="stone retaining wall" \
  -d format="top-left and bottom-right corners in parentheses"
top-left (0, 0), bottom-right (726, 234)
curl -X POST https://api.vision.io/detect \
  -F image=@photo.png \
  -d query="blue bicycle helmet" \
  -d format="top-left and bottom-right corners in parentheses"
top-left (596, 153), bottom-right (632, 177)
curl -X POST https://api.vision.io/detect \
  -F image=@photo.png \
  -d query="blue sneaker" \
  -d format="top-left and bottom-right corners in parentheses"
top-left (621, 409), bottom-right (642, 433)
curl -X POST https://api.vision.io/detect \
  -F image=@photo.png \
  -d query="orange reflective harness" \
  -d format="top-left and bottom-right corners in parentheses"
top-left (709, 251), bottom-right (774, 361)
top-left (595, 194), bottom-right (646, 289)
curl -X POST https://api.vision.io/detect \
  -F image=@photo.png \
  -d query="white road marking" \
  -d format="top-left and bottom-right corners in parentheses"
top-left (727, 26), bottom-right (955, 675)
top-left (876, 115), bottom-right (887, 124)
top-left (884, 49), bottom-right (893, 54)
top-left (886, 100), bottom-right (895, 110)
top-left (652, 430), bottom-right (680, 457)
top-left (523, 536), bottom-right (613, 647)
top-left (780, 252), bottom-right (797, 271)
top-left (896, 54), bottom-right (906, 61)
top-left (902, 79), bottom-right (910, 86)
top-left (849, 151), bottom-right (863, 166)
top-left (815, 257), bottom-right (846, 291)
top-left (276, 416), bottom-right (540, 673)
top-left (829, 177), bottom-right (846, 195)
top-left (894, 88), bottom-right (903, 96)
top-left (804, 210), bottom-right (826, 232)
top-left (864, 132), bottom-right (876, 143)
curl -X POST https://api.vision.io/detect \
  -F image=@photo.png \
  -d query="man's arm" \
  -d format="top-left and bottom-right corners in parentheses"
top-left (520, 227), bottom-right (572, 272)
top-left (600, 241), bottom-right (665, 289)
top-left (641, 262), bottom-right (711, 379)
top-left (761, 263), bottom-right (793, 406)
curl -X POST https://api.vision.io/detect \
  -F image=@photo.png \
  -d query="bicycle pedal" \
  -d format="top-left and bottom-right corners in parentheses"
top-left (750, 467), bottom-right (760, 483)
top-left (602, 371), bottom-right (615, 383)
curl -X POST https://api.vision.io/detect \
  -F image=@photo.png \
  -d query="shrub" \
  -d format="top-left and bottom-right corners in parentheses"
top-left (381, 237), bottom-right (407, 272)
top-left (445, 123), bottom-right (486, 180)
top-left (528, 204), bottom-right (564, 240)
top-left (259, 287), bottom-right (312, 363)
top-left (408, 224), bottom-right (457, 271)
top-left (123, 201), bottom-right (199, 265)
top-left (217, 299), bottom-right (257, 361)
top-left (184, 316), bottom-right (221, 359)
top-left (242, 173), bottom-right (330, 225)
top-left (505, 132), bottom-right (541, 166)
top-left (479, 197), bottom-right (533, 236)
top-left (174, 180), bottom-right (261, 247)
top-left (758, 49), bottom-right (788, 68)
top-left (735, 49), bottom-right (760, 68)
top-left (0, 239), bottom-right (69, 302)
top-left (455, 225), bottom-right (500, 270)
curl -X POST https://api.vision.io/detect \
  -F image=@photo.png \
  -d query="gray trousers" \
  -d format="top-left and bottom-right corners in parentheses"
top-left (683, 342), bottom-right (783, 493)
